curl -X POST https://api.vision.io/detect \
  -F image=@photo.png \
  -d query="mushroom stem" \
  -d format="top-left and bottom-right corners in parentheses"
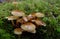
top-left (11, 20), bottom-right (15, 26)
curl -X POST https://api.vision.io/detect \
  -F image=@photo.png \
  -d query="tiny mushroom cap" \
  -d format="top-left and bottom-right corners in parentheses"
top-left (6, 16), bottom-right (19, 20)
top-left (21, 22), bottom-right (36, 32)
top-left (35, 12), bottom-right (45, 17)
top-left (14, 28), bottom-right (23, 35)
top-left (11, 10), bottom-right (25, 17)
top-left (12, 2), bottom-right (19, 5)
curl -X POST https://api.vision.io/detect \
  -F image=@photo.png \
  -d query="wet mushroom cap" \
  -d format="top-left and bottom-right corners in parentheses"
top-left (11, 10), bottom-right (25, 17)
top-left (35, 12), bottom-right (45, 17)
top-left (6, 16), bottom-right (19, 20)
top-left (14, 28), bottom-right (23, 35)
top-left (21, 22), bottom-right (36, 32)
top-left (27, 13), bottom-right (36, 20)
top-left (34, 19), bottom-right (46, 26)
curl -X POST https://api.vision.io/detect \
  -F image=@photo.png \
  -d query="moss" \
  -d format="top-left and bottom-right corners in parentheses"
top-left (0, 0), bottom-right (60, 39)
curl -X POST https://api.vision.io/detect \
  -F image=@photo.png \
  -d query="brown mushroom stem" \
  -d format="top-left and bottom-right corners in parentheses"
top-left (11, 20), bottom-right (15, 26)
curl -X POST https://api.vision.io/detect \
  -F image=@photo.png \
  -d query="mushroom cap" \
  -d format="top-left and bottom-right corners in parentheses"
top-left (16, 16), bottom-right (28, 24)
top-left (34, 19), bottom-right (46, 26)
top-left (27, 13), bottom-right (36, 20)
top-left (16, 18), bottom-right (26, 24)
top-left (21, 22), bottom-right (36, 32)
top-left (12, 2), bottom-right (19, 5)
top-left (22, 16), bottom-right (28, 22)
top-left (6, 16), bottom-right (19, 20)
top-left (11, 10), bottom-right (25, 17)
top-left (14, 28), bottom-right (23, 35)
top-left (35, 12), bottom-right (45, 17)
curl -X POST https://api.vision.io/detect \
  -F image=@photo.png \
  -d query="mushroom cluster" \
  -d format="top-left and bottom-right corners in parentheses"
top-left (6, 10), bottom-right (46, 35)
top-left (5, 2), bottom-right (46, 35)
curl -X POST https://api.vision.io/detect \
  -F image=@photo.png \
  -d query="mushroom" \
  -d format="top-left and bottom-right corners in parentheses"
top-left (14, 28), bottom-right (23, 35)
top-left (27, 13), bottom-right (37, 20)
top-left (11, 10), bottom-right (25, 17)
top-left (6, 16), bottom-right (19, 26)
top-left (6, 16), bottom-right (19, 20)
top-left (27, 12), bottom-right (45, 20)
top-left (22, 16), bottom-right (28, 22)
top-left (31, 19), bottom-right (46, 26)
top-left (12, 1), bottom-right (19, 5)
top-left (16, 16), bottom-right (28, 27)
top-left (21, 22), bottom-right (36, 33)
top-left (16, 18), bottom-right (25, 25)
top-left (35, 12), bottom-right (45, 17)
top-left (16, 16), bottom-right (29, 25)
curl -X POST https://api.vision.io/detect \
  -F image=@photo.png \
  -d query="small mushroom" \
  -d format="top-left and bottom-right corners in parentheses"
top-left (31, 19), bottom-right (46, 26)
top-left (6, 16), bottom-right (19, 20)
top-left (14, 28), bottom-right (23, 35)
top-left (27, 13), bottom-right (37, 20)
top-left (35, 12), bottom-right (45, 17)
top-left (11, 10), bottom-right (25, 17)
top-left (6, 16), bottom-right (19, 26)
top-left (16, 18), bottom-right (25, 25)
top-left (12, 2), bottom-right (19, 5)
top-left (21, 22), bottom-right (36, 33)
top-left (22, 16), bottom-right (28, 22)
top-left (16, 16), bottom-right (28, 25)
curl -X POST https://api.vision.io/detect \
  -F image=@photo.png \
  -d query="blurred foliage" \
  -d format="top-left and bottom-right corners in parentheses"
top-left (0, 0), bottom-right (60, 39)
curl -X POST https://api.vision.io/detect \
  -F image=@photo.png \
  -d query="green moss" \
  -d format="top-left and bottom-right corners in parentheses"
top-left (0, 0), bottom-right (60, 39)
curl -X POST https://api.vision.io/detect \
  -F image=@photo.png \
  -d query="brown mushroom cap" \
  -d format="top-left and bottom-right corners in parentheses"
top-left (22, 16), bottom-right (28, 22)
top-left (12, 2), bottom-right (19, 5)
top-left (21, 22), bottom-right (36, 32)
top-left (14, 28), bottom-right (23, 35)
top-left (11, 10), bottom-right (25, 17)
top-left (16, 18), bottom-right (25, 24)
top-left (6, 16), bottom-right (19, 20)
top-left (27, 13), bottom-right (36, 20)
top-left (16, 16), bottom-right (29, 24)
top-left (35, 12), bottom-right (45, 17)
top-left (33, 19), bottom-right (46, 26)
top-left (16, 16), bottom-right (28, 24)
